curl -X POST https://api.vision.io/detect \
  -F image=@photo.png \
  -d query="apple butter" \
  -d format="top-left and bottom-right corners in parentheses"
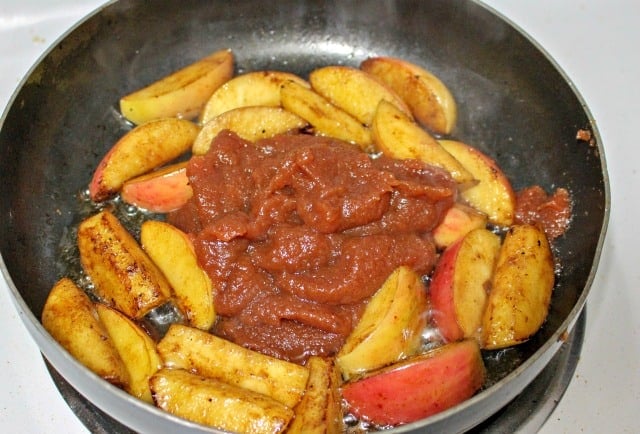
top-left (169, 131), bottom-right (456, 362)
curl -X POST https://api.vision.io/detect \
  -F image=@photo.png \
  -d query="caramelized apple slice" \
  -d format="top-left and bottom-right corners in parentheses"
top-left (336, 266), bottom-right (428, 380)
top-left (150, 368), bottom-right (294, 434)
top-left (342, 339), bottom-right (485, 426)
top-left (430, 228), bottom-right (501, 343)
top-left (361, 56), bottom-right (457, 135)
top-left (157, 324), bottom-right (309, 408)
top-left (120, 49), bottom-right (234, 125)
top-left (372, 100), bottom-right (473, 184)
top-left (280, 80), bottom-right (373, 150)
top-left (96, 304), bottom-right (162, 403)
top-left (309, 65), bottom-right (411, 125)
top-left (287, 357), bottom-right (343, 434)
top-left (140, 220), bottom-right (216, 330)
top-left (482, 224), bottom-right (554, 349)
top-left (42, 278), bottom-right (129, 387)
top-left (192, 106), bottom-right (308, 155)
top-left (89, 118), bottom-right (199, 202)
top-left (440, 139), bottom-right (516, 227)
top-left (77, 210), bottom-right (172, 319)
top-left (200, 70), bottom-right (309, 124)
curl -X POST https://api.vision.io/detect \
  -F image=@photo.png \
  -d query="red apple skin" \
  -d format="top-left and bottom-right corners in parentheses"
top-left (342, 339), bottom-right (485, 426)
top-left (430, 239), bottom-right (465, 342)
top-left (121, 162), bottom-right (192, 213)
top-left (432, 203), bottom-right (488, 249)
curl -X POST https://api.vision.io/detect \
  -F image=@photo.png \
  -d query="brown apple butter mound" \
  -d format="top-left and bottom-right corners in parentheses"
top-left (169, 131), bottom-right (456, 362)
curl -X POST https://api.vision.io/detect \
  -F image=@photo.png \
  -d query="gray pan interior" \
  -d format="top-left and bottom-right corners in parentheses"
top-left (0, 0), bottom-right (609, 433)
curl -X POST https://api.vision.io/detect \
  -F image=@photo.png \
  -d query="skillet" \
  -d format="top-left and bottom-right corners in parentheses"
top-left (0, 0), bottom-right (609, 432)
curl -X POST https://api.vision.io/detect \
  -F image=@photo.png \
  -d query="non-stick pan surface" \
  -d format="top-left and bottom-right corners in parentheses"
top-left (0, 0), bottom-right (608, 432)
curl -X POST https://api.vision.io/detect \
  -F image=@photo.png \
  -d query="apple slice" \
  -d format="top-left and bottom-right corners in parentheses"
top-left (42, 278), bottom-right (129, 388)
top-left (361, 56), bottom-right (457, 135)
top-left (432, 203), bottom-right (488, 249)
top-left (157, 324), bottom-right (309, 408)
top-left (192, 106), bottom-right (308, 155)
top-left (440, 139), bottom-right (516, 227)
top-left (342, 339), bottom-right (485, 426)
top-left (287, 357), bottom-right (343, 434)
top-left (336, 266), bottom-right (428, 380)
top-left (96, 304), bottom-right (162, 403)
top-left (280, 80), bottom-right (373, 150)
top-left (77, 210), bottom-right (173, 319)
top-left (89, 118), bottom-right (199, 202)
top-left (140, 220), bottom-right (216, 330)
top-left (309, 65), bottom-right (412, 125)
top-left (482, 224), bottom-right (555, 350)
top-left (372, 100), bottom-right (473, 184)
top-left (120, 48), bottom-right (234, 125)
top-left (121, 162), bottom-right (192, 213)
top-left (199, 70), bottom-right (309, 125)
top-left (430, 228), bottom-right (501, 343)
top-left (150, 368), bottom-right (294, 434)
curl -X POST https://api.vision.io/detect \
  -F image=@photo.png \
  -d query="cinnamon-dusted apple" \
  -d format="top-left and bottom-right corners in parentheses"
top-left (280, 80), bottom-right (373, 149)
top-left (42, 278), bottom-right (129, 388)
top-left (77, 210), bottom-right (172, 319)
top-left (482, 224), bottom-right (555, 349)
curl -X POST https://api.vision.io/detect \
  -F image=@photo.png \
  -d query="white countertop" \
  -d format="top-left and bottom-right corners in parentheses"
top-left (1, 1), bottom-right (638, 433)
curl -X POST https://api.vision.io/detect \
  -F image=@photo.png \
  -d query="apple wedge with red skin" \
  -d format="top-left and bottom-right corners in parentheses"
top-left (430, 228), bottom-right (501, 343)
top-left (432, 202), bottom-right (488, 250)
top-left (439, 139), bottom-right (516, 227)
top-left (89, 118), bottom-right (199, 202)
top-left (342, 339), bottom-right (485, 427)
top-left (121, 162), bottom-right (192, 213)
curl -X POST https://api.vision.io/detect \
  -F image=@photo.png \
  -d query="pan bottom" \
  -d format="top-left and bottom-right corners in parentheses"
top-left (44, 309), bottom-right (585, 433)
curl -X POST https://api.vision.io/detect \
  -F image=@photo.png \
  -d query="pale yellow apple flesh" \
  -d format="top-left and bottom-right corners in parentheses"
top-left (96, 304), bottom-right (162, 403)
top-left (430, 228), bottom-right (501, 343)
top-left (336, 266), bottom-right (428, 380)
top-left (280, 80), bottom-right (373, 150)
top-left (89, 117), bottom-right (199, 202)
top-left (482, 224), bottom-right (555, 349)
top-left (199, 70), bottom-right (309, 125)
top-left (192, 106), bottom-right (308, 155)
top-left (372, 100), bottom-right (473, 184)
top-left (440, 139), bottom-right (516, 227)
top-left (42, 278), bottom-right (129, 388)
top-left (309, 65), bottom-right (412, 125)
top-left (361, 56), bottom-right (457, 135)
top-left (140, 220), bottom-right (216, 330)
top-left (120, 48), bottom-right (234, 125)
